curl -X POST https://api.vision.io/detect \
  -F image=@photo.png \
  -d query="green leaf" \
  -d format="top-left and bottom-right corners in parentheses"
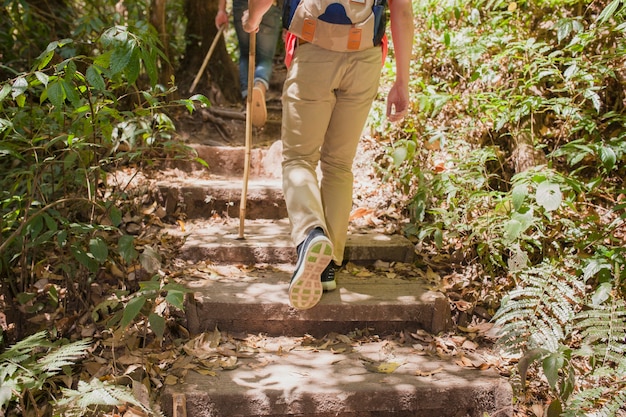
top-left (86, 65), bottom-right (106, 91)
top-left (89, 237), bottom-right (109, 264)
top-left (504, 219), bottom-right (523, 242)
top-left (141, 47), bottom-right (158, 86)
top-left (118, 235), bottom-right (138, 264)
top-left (148, 313), bottom-right (166, 339)
top-left (165, 290), bottom-right (185, 311)
top-left (598, 145), bottom-right (616, 172)
top-left (120, 295), bottom-right (146, 328)
top-left (109, 206), bottom-right (122, 227)
top-left (546, 398), bottom-right (562, 417)
top-left (71, 246), bottom-right (99, 273)
top-left (35, 71), bottom-right (50, 87)
top-left (110, 44), bottom-right (133, 75)
top-left (519, 348), bottom-right (548, 388)
top-left (0, 84), bottom-right (11, 101)
top-left (535, 182), bottom-right (562, 212)
top-left (591, 282), bottom-right (612, 306)
top-left (597, 0), bottom-right (620, 23)
top-left (12, 77), bottom-right (28, 99)
top-left (542, 352), bottom-right (564, 390)
top-left (47, 81), bottom-right (66, 108)
top-left (391, 147), bottom-right (408, 167)
top-left (61, 78), bottom-right (80, 107)
top-left (582, 259), bottom-right (610, 281)
top-left (511, 184), bottom-right (527, 212)
top-left (124, 47), bottom-right (141, 84)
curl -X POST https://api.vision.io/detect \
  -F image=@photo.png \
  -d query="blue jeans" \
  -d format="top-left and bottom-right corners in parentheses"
top-left (233, 0), bottom-right (282, 98)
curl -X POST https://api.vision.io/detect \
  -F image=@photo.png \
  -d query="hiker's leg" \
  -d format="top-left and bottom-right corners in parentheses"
top-left (281, 44), bottom-right (343, 246)
top-left (320, 47), bottom-right (382, 264)
top-left (232, 0), bottom-right (250, 98)
top-left (253, 4), bottom-right (281, 90)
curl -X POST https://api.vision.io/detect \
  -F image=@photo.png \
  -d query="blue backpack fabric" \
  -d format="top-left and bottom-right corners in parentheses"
top-left (283, 0), bottom-right (387, 49)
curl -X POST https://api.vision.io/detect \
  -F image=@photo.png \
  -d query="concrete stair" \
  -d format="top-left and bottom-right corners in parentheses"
top-left (157, 141), bottom-right (512, 416)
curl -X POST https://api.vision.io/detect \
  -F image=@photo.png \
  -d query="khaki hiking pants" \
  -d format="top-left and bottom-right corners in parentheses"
top-left (281, 42), bottom-right (383, 264)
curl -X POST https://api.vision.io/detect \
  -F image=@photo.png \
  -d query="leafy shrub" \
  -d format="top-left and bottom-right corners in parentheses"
top-left (376, 0), bottom-right (626, 414)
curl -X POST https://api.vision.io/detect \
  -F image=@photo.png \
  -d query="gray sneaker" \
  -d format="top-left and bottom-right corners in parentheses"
top-left (288, 227), bottom-right (333, 310)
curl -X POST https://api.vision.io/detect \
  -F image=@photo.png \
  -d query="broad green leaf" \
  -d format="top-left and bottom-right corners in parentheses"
top-left (139, 276), bottom-right (161, 292)
top-left (165, 291), bottom-right (185, 311)
top-left (42, 213), bottom-right (58, 232)
top-left (547, 398), bottom-right (562, 417)
top-left (71, 246), bottom-right (99, 273)
top-left (391, 146), bottom-right (408, 167)
top-left (598, 145), bottom-right (616, 172)
top-left (110, 44), bottom-right (133, 75)
top-left (591, 282), bottom-right (612, 306)
top-left (89, 237), bottom-right (109, 263)
top-left (141, 47), bottom-right (158, 86)
top-left (61, 78), bottom-right (80, 107)
top-left (118, 235), bottom-right (138, 264)
top-left (124, 47), bottom-right (141, 84)
top-left (35, 71), bottom-right (49, 87)
top-left (47, 81), bottom-right (66, 108)
top-left (149, 313), bottom-right (166, 339)
top-left (563, 63), bottom-right (577, 79)
top-left (583, 89), bottom-right (601, 113)
top-left (120, 295), bottom-right (146, 328)
top-left (511, 184), bottom-right (527, 212)
top-left (542, 352), bottom-right (564, 390)
top-left (535, 182), bottom-right (562, 212)
top-left (109, 205), bottom-right (122, 227)
top-left (12, 77), bottom-right (28, 99)
top-left (0, 84), bottom-right (11, 101)
top-left (86, 65), bottom-right (106, 91)
top-left (504, 219), bottom-right (523, 242)
top-left (519, 348), bottom-right (548, 387)
top-left (583, 259), bottom-right (611, 281)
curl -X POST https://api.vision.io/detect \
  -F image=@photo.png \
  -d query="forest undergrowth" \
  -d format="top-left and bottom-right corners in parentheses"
top-left (1, 0), bottom-right (625, 416)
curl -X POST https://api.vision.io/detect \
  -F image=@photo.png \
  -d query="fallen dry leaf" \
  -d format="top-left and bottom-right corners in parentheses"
top-left (415, 366), bottom-right (444, 377)
top-left (362, 359), bottom-right (402, 374)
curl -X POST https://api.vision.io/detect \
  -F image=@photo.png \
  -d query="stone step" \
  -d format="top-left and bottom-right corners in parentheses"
top-left (161, 336), bottom-right (512, 417)
top-left (183, 265), bottom-right (451, 337)
top-left (192, 142), bottom-right (283, 178)
top-left (158, 177), bottom-right (286, 220)
top-left (164, 143), bottom-right (282, 177)
top-left (166, 219), bottom-right (415, 265)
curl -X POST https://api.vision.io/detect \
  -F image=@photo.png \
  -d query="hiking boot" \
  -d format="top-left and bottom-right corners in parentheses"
top-left (251, 82), bottom-right (267, 127)
top-left (321, 262), bottom-right (338, 292)
top-left (289, 227), bottom-right (333, 310)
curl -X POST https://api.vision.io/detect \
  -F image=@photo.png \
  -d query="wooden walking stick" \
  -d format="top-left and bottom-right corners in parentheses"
top-left (238, 31), bottom-right (256, 239)
top-left (189, 24), bottom-right (226, 93)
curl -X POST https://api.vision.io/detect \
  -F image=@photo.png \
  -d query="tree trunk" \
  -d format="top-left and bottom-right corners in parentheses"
top-left (511, 114), bottom-right (548, 174)
top-left (178, 0), bottom-right (240, 104)
top-left (150, 0), bottom-right (175, 94)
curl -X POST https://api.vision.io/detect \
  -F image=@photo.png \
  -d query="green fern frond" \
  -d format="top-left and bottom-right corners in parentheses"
top-left (55, 379), bottom-right (156, 416)
top-left (594, 387), bottom-right (626, 417)
top-left (576, 298), bottom-right (626, 367)
top-left (566, 381), bottom-right (626, 417)
top-left (35, 338), bottom-right (91, 374)
top-left (0, 331), bottom-right (49, 362)
top-left (493, 261), bottom-right (585, 355)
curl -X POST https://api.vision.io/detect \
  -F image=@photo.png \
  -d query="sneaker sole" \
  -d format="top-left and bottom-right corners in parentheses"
top-left (321, 280), bottom-right (337, 292)
top-left (251, 86), bottom-right (267, 127)
top-left (288, 236), bottom-right (333, 310)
